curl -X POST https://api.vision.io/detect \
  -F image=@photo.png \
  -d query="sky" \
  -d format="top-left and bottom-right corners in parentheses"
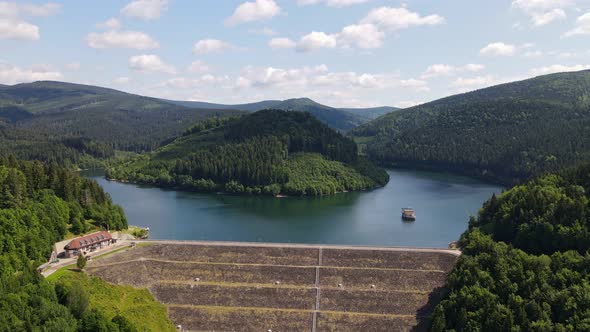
top-left (1, 0), bottom-right (589, 108)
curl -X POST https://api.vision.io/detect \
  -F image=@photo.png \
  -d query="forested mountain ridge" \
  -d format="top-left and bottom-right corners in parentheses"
top-left (164, 97), bottom-right (398, 130)
top-left (0, 156), bottom-right (136, 331)
top-left (432, 162), bottom-right (590, 331)
top-left (352, 70), bottom-right (590, 184)
top-left (0, 81), bottom-right (241, 167)
top-left (107, 110), bottom-right (389, 196)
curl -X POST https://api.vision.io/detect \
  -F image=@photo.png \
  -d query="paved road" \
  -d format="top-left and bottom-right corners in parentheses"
top-left (133, 239), bottom-right (462, 256)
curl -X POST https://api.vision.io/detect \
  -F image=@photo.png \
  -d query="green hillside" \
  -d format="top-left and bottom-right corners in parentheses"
top-left (108, 109), bottom-right (389, 196)
top-left (0, 81), bottom-right (241, 167)
top-left (352, 70), bottom-right (590, 184)
top-left (432, 162), bottom-right (590, 331)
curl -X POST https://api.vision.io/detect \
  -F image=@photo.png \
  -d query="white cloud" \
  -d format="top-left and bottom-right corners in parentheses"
top-left (361, 7), bottom-right (445, 31)
top-left (512, 0), bottom-right (572, 26)
top-left (399, 79), bottom-right (429, 92)
top-left (0, 2), bottom-right (62, 18)
top-left (563, 12), bottom-right (590, 37)
top-left (0, 62), bottom-right (62, 84)
top-left (269, 37), bottom-right (296, 49)
top-left (480, 42), bottom-right (517, 56)
top-left (129, 54), bottom-right (176, 74)
top-left (531, 9), bottom-right (566, 26)
top-left (421, 63), bottom-right (485, 79)
top-left (225, 0), bottom-right (281, 26)
top-left (112, 77), bottom-right (130, 85)
top-left (121, 0), bottom-right (168, 20)
top-left (193, 39), bottom-right (234, 55)
top-left (530, 64), bottom-right (590, 76)
top-left (187, 60), bottom-right (210, 73)
top-left (338, 24), bottom-right (384, 49)
top-left (297, 0), bottom-right (371, 7)
top-left (160, 75), bottom-right (230, 89)
top-left (297, 31), bottom-right (338, 52)
top-left (86, 30), bottom-right (159, 49)
top-left (96, 18), bottom-right (121, 30)
top-left (0, 18), bottom-right (39, 40)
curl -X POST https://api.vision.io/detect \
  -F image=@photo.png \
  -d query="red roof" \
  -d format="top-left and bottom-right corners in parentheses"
top-left (65, 231), bottom-right (112, 250)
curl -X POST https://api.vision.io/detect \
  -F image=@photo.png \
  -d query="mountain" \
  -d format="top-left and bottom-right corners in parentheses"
top-left (107, 109), bottom-right (389, 196)
top-left (352, 70), bottom-right (590, 184)
top-left (164, 97), bottom-right (398, 131)
top-left (339, 106), bottom-right (400, 120)
top-left (0, 81), bottom-right (241, 166)
top-left (165, 99), bottom-right (282, 112)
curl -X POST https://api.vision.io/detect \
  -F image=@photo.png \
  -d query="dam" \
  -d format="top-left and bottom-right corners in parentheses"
top-left (87, 240), bottom-right (460, 332)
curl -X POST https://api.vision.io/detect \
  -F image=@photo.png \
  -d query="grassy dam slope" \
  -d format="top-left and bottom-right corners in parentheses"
top-left (86, 241), bottom-right (459, 332)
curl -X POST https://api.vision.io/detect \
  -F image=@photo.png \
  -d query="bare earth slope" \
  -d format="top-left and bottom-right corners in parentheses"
top-left (87, 242), bottom-right (459, 332)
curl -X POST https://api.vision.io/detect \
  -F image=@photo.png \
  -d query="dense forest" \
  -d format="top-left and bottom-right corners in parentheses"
top-left (108, 110), bottom-right (389, 196)
top-left (353, 70), bottom-right (590, 184)
top-left (0, 157), bottom-right (132, 331)
top-left (0, 81), bottom-right (241, 167)
top-left (431, 163), bottom-right (590, 331)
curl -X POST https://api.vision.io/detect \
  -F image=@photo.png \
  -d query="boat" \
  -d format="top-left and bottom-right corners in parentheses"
top-left (401, 208), bottom-right (416, 221)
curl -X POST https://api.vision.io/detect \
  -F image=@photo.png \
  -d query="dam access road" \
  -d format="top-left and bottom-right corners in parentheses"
top-left (86, 240), bottom-right (460, 332)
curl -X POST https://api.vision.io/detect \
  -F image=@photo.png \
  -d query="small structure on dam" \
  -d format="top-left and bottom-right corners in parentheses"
top-left (86, 242), bottom-right (459, 332)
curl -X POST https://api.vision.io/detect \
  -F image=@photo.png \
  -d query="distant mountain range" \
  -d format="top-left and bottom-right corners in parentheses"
top-left (163, 97), bottom-right (400, 129)
top-left (352, 69), bottom-right (590, 183)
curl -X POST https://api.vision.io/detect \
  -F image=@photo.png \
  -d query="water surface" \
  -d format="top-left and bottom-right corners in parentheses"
top-left (84, 169), bottom-right (501, 248)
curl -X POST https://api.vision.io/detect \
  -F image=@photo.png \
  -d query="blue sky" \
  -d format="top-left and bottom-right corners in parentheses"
top-left (1, 0), bottom-right (589, 107)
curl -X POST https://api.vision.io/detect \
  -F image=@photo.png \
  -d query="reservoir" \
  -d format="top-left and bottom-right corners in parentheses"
top-left (84, 169), bottom-right (502, 248)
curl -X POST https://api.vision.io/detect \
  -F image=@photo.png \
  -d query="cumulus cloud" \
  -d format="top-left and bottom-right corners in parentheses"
top-left (121, 0), bottom-right (168, 20)
top-left (530, 64), bottom-right (590, 76)
top-left (187, 60), bottom-right (210, 73)
top-left (129, 54), bottom-right (176, 74)
top-left (361, 7), bottom-right (445, 31)
top-left (512, 0), bottom-right (572, 26)
top-left (193, 39), bottom-right (235, 55)
top-left (225, 0), bottom-right (281, 26)
top-left (96, 18), bottom-right (121, 30)
top-left (0, 2), bottom-right (59, 40)
top-left (293, 7), bottom-right (442, 52)
top-left (297, 0), bottom-right (371, 7)
top-left (480, 42), bottom-right (517, 56)
top-left (338, 24), bottom-right (384, 49)
top-left (421, 63), bottom-right (485, 79)
top-left (0, 62), bottom-right (62, 84)
top-left (297, 32), bottom-right (338, 52)
top-left (0, 19), bottom-right (39, 40)
top-left (87, 30), bottom-right (159, 49)
top-left (563, 12), bottom-right (590, 37)
top-left (269, 37), bottom-right (296, 49)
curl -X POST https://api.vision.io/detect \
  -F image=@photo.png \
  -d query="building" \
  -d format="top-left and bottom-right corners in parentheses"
top-left (64, 231), bottom-right (113, 258)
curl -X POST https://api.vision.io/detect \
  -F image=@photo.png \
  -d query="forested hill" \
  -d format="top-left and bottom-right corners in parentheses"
top-left (352, 70), bottom-right (590, 184)
top-left (0, 157), bottom-right (133, 330)
top-left (432, 162), bottom-right (590, 331)
top-left (0, 81), bottom-right (241, 167)
top-left (164, 97), bottom-right (397, 130)
top-left (107, 109), bottom-right (389, 196)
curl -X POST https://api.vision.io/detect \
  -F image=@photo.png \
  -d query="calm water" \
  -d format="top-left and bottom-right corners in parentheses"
top-left (83, 169), bottom-right (501, 248)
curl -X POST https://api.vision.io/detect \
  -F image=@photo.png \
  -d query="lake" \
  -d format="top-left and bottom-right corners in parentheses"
top-left (83, 169), bottom-right (502, 248)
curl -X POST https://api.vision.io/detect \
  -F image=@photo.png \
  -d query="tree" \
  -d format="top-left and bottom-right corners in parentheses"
top-left (77, 254), bottom-right (87, 271)
top-left (67, 282), bottom-right (88, 319)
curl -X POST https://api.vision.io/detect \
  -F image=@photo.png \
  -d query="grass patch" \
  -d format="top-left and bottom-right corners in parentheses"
top-left (48, 269), bottom-right (174, 332)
